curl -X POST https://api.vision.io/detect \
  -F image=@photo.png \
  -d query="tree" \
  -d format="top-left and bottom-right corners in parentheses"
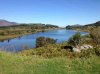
top-left (68, 32), bottom-right (81, 47)
top-left (36, 37), bottom-right (57, 48)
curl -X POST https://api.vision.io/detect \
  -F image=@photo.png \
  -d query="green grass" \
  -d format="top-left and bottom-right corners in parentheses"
top-left (0, 24), bottom-right (59, 41)
top-left (0, 51), bottom-right (100, 74)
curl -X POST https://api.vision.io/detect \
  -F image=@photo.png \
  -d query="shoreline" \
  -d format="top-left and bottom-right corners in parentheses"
top-left (0, 28), bottom-right (61, 41)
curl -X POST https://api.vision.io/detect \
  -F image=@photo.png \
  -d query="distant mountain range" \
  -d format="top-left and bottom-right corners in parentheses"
top-left (85, 21), bottom-right (100, 26)
top-left (0, 19), bottom-right (18, 26)
top-left (66, 21), bottom-right (100, 29)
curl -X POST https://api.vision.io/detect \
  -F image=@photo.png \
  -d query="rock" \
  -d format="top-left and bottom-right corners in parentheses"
top-left (73, 48), bottom-right (81, 52)
top-left (73, 44), bottom-right (93, 52)
top-left (80, 45), bottom-right (93, 50)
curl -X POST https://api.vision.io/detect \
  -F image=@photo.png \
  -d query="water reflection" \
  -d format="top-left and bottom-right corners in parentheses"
top-left (0, 29), bottom-right (88, 52)
top-left (0, 40), bottom-right (4, 42)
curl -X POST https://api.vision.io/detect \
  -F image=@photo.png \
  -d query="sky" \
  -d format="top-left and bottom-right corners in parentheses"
top-left (0, 0), bottom-right (100, 27)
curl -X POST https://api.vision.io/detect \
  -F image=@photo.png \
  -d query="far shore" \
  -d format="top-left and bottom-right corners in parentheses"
top-left (0, 28), bottom-right (61, 41)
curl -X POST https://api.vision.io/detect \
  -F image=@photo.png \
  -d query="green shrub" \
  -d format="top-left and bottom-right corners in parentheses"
top-left (77, 47), bottom-right (100, 58)
top-left (94, 47), bottom-right (100, 56)
top-left (34, 44), bottom-right (75, 58)
top-left (90, 28), bottom-right (100, 47)
top-left (36, 37), bottom-right (57, 48)
top-left (68, 32), bottom-right (81, 46)
top-left (79, 49), bottom-right (95, 58)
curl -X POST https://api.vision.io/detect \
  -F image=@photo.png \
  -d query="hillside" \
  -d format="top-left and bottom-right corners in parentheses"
top-left (85, 21), bottom-right (100, 26)
top-left (0, 19), bottom-right (18, 26)
top-left (66, 21), bottom-right (100, 30)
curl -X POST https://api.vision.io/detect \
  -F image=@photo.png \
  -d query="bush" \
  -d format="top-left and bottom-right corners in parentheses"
top-left (33, 44), bottom-right (75, 58)
top-left (94, 47), bottom-right (100, 56)
top-left (90, 28), bottom-right (100, 47)
top-left (36, 37), bottom-right (57, 48)
top-left (68, 32), bottom-right (81, 47)
top-left (75, 47), bottom-right (100, 58)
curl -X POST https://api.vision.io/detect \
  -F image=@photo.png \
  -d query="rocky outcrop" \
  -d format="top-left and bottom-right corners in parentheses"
top-left (73, 44), bottom-right (93, 52)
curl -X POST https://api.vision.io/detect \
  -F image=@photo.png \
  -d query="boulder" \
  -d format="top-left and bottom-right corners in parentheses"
top-left (73, 44), bottom-right (93, 52)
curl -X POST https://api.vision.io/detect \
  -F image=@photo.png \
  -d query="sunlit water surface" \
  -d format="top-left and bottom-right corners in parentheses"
top-left (0, 29), bottom-right (88, 52)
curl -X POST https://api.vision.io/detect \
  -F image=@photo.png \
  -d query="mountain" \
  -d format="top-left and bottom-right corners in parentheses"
top-left (85, 21), bottom-right (100, 26)
top-left (0, 19), bottom-right (18, 26)
top-left (66, 21), bottom-right (100, 30)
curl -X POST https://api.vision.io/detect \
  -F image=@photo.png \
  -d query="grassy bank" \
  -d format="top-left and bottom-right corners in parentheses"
top-left (0, 24), bottom-right (59, 41)
top-left (0, 29), bottom-right (60, 41)
top-left (0, 51), bottom-right (100, 74)
top-left (0, 29), bottom-right (42, 41)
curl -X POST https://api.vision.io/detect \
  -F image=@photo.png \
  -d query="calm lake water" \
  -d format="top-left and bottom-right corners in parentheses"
top-left (0, 29), bottom-right (88, 52)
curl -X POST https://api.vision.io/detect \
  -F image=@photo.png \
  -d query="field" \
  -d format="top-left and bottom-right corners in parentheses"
top-left (0, 51), bottom-right (100, 74)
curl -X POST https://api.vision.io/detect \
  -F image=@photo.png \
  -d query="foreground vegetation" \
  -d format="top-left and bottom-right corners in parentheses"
top-left (0, 51), bottom-right (100, 74)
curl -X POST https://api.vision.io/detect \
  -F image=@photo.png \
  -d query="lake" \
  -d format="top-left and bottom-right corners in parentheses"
top-left (0, 29), bottom-right (88, 52)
